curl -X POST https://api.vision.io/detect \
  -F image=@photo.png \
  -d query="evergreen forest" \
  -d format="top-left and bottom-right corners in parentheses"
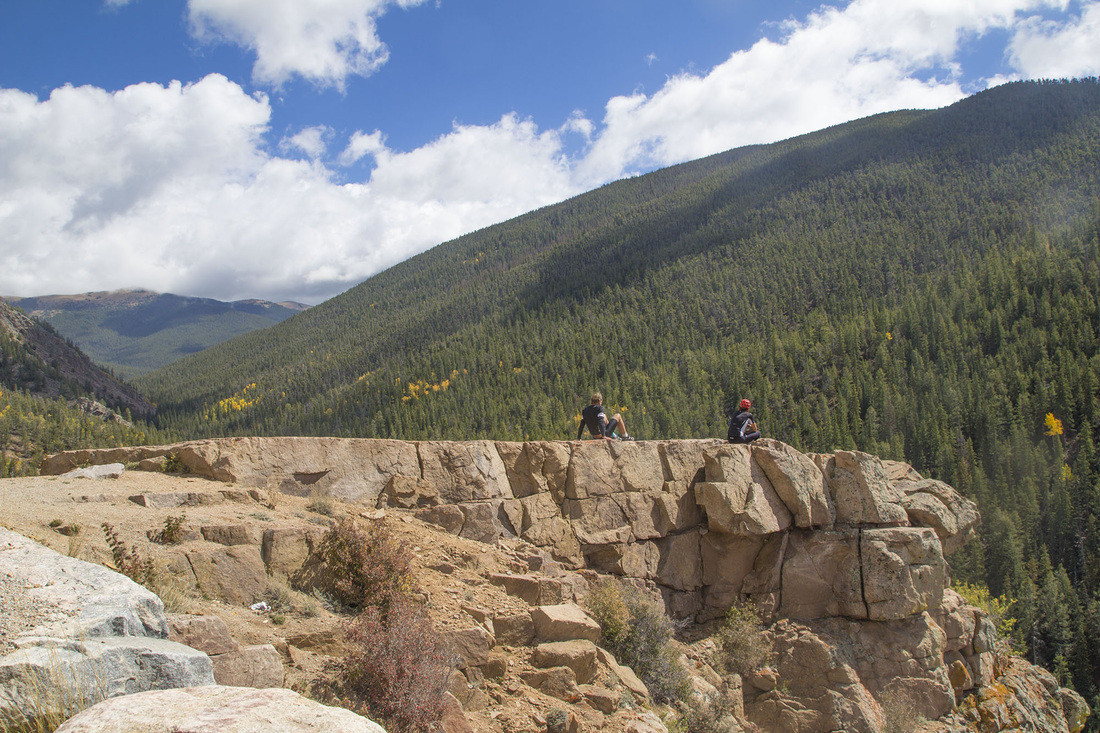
top-left (7, 78), bottom-right (1100, 715)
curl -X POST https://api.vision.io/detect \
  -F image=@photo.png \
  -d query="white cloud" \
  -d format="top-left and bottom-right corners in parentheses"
top-left (187, 0), bottom-right (426, 88)
top-left (1009, 1), bottom-right (1100, 78)
top-left (281, 125), bottom-right (330, 159)
top-left (5, 0), bottom-right (1096, 305)
top-left (577, 0), bottom-right (1064, 182)
top-left (0, 76), bottom-right (580, 303)
top-left (339, 129), bottom-right (386, 165)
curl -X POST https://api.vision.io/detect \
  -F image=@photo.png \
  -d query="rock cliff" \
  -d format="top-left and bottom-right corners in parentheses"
top-left (43, 437), bottom-right (1089, 732)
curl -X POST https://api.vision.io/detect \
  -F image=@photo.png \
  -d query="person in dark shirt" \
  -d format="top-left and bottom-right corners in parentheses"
top-left (727, 398), bottom-right (761, 443)
top-left (576, 392), bottom-right (634, 440)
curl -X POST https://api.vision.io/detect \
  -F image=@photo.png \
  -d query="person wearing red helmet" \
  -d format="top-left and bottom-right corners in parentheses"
top-left (727, 398), bottom-right (761, 443)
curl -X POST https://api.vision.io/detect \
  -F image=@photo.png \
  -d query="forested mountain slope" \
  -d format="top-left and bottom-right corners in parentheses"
top-left (137, 79), bottom-right (1100, 713)
top-left (3, 289), bottom-right (309, 379)
top-left (0, 300), bottom-right (160, 474)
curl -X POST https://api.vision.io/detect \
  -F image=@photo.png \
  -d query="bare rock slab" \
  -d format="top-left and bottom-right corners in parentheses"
top-left (54, 685), bottom-right (387, 732)
top-left (531, 604), bottom-right (601, 643)
top-left (211, 643), bottom-right (284, 688)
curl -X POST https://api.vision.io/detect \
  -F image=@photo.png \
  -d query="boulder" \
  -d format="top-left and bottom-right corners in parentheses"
top-left (531, 640), bottom-right (599, 684)
top-left (566, 441), bottom-right (664, 499)
top-left (444, 626), bottom-right (496, 669)
top-left (457, 501), bottom-right (513, 543)
top-left (53, 686), bottom-right (386, 732)
top-left (200, 524), bottom-right (260, 546)
top-left (185, 545), bottom-right (269, 606)
top-left (493, 612), bottom-right (535, 647)
top-left (531, 604), bottom-right (601, 643)
top-left (0, 637), bottom-right (213, 726)
top-left (697, 447), bottom-right (792, 536)
top-left (166, 614), bottom-right (239, 656)
top-left (261, 526), bottom-right (325, 577)
top-left (211, 644), bottom-right (284, 688)
top-left (752, 440), bottom-right (834, 528)
top-left (521, 666), bottom-right (580, 702)
top-left (61, 463), bottom-right (125, 480)
top-left (0, 528), bottom-right (167, 641)
top-left (895, 478), bottom-right (979, 555)
top-left (823, 451), bottom-right (908, 526)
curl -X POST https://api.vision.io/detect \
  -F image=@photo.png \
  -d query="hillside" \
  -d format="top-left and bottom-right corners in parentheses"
top-left (136, 78), bottom-right (1100, 716)
top-left (0, 299), bottom-right (160, 474)
top-left (2, 289), bottom-right (308, 378)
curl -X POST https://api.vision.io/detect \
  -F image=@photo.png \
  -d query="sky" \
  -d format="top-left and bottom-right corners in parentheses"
top-left (1, 1), bottom-right (1098, 305)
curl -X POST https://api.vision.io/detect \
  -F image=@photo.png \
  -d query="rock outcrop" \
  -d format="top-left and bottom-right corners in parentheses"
top-left (44, 436), bottom-right (1087, 733)
top-left (0, 528), bottom-right (214, 729)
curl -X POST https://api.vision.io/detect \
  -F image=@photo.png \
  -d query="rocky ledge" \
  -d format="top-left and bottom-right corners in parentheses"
top-left (45, 437), bottom-right (1090, 732)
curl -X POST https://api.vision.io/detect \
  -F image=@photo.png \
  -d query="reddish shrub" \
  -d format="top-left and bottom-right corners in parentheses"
top-left (333, 598), bottom-right (456, 732)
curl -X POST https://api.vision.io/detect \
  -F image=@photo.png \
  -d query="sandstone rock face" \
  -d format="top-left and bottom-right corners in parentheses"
top-left (53, 686), bottom-right (387, 732)
top-left (46, 438), bottom-right (1088, 732)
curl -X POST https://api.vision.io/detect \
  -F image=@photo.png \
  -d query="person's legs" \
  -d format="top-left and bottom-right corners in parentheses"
top-left (604, 417), bottom-right (620, 439)
top-left (612, 413), bottom-right (627, 438)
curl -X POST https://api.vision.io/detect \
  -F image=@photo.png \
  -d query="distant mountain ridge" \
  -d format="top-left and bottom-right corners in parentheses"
top-left (2, 289), bottom-right (309, 378)
top-left (0, 299), bottom-right (153, 418)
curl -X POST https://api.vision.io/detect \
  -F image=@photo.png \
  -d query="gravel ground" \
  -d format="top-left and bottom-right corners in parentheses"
top-left (0, 572), bottom-right (66, 655)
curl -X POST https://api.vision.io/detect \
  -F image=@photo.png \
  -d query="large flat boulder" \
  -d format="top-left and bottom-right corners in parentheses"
top-left (53, 685), bottom-right (387, 732)
top-left (531, 604), bottom-right (601, 643)
top-left (0, 528), bottom-right (167, 641)
top-left (0, 637), bottom-right (213, 727)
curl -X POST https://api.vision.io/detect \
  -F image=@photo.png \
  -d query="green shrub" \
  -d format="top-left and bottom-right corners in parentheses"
top-left (585, 578), bottom-right (688, 704)
top-left (101, 523), bottom-right (154, 586)
top-left (716, 598), bottom-right (770, 676)
top-left (162, 452), bottom-right (186, 474)
top-left (149, 514), bottom-right (186, 545)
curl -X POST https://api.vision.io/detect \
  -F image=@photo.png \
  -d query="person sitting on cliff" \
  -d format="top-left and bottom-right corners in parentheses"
top-left (727, 398), bottom-right (761, 443)
top-left (576, 392), bottom-right (634, 441)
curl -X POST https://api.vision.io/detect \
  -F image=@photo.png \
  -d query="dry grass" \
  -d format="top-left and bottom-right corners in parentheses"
top-left (0, 644), bottom-right (107, 733)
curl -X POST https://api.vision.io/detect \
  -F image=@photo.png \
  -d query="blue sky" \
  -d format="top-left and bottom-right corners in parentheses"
top-left (1, 0), bottom-right (1098, 304)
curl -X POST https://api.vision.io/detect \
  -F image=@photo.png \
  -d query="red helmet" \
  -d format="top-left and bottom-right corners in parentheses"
top-left (739, 399), bottom-right (751, 410)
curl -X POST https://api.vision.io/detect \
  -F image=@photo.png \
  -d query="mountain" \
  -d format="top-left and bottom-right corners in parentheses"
top-left (2, 289), bottom-right (309, 379)
top-left (136, 79), bottom-right (1100, 708)
top-left (138, 79), bottom-right (1100, 445)
top-left (0, 299), bottom-right (160, 473)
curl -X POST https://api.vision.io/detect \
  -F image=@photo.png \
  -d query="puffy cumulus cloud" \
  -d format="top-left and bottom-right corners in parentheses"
top-left (281, 125), bottom-right (331, 159)
top-left (1009, 1), bottom-right (1100, 78)
top-left (187, 0), bottom-right (426, 88)
top-left (0, 75), bottom-right (580, 303)
top-left (576, 0), bottom-right (1063, 183)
